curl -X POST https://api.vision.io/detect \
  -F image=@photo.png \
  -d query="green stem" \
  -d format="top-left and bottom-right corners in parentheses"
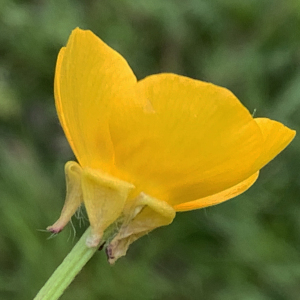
top-left (34, 226), bottom-right (98, 300)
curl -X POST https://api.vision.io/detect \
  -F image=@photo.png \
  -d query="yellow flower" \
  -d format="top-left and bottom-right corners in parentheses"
top-left (48, 28), bottom-right (295, 264)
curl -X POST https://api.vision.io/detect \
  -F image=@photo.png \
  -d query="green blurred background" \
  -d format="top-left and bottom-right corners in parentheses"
top-left (0, 0), bottom-right (299, 299)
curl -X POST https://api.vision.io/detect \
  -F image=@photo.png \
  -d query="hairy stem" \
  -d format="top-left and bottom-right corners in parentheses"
top-left (34, 227), bottom-right (98, 300)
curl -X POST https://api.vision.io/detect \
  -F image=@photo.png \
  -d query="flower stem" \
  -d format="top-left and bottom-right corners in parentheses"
top-left (34, 226), bottom-right (98, 300)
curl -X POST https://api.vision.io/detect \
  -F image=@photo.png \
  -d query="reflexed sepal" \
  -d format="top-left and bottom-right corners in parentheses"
top-left (47, 161), bottom-right (83, 233)
top-left (47, 161), bottom-right (135, 247)
top-left (106, 192), bottom-right (176, 264)
top-left (81, 168), bottom-right (135, 247)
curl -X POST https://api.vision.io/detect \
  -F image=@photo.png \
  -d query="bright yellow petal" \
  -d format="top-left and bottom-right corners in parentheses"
top-left (55, 28), bottom-right (137, 170)
top-left (174, 171), bottom-right (259, 212)
top-left (253, 118), bottom-right (296, 170)
top-left (110, 73), bottom-right (264, 205)
top-left (173, 119), bottom-right (295, 211)
top-left (54, 47), bottom-right (74, 151)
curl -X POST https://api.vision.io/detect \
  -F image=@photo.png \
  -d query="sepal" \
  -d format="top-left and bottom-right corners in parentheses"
top-left (106, 193), bottom-right (176, 264)
top-left (81, 168), bottom-right (135, 247)
top-left (47, 161), bottom-right (83, 233)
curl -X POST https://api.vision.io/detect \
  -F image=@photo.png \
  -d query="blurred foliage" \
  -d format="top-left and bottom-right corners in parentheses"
top-left (0, 0), bottom-right (299, 299)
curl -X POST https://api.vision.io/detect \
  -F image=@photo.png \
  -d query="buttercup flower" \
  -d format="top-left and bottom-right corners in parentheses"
top-left (48, 28), bottom-right (295, 264)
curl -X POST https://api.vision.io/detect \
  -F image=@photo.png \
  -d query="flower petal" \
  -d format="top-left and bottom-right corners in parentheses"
top-left (174, 171), bottom-right (259, 212)
top-left (174, 119), bottom-right (295, 212)
top-left (253, 118), bottom-right (296, 170)
top-left (110, 74), bottom-right (263, 205)
top-left (55, 28), bottom-right (137, 170)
